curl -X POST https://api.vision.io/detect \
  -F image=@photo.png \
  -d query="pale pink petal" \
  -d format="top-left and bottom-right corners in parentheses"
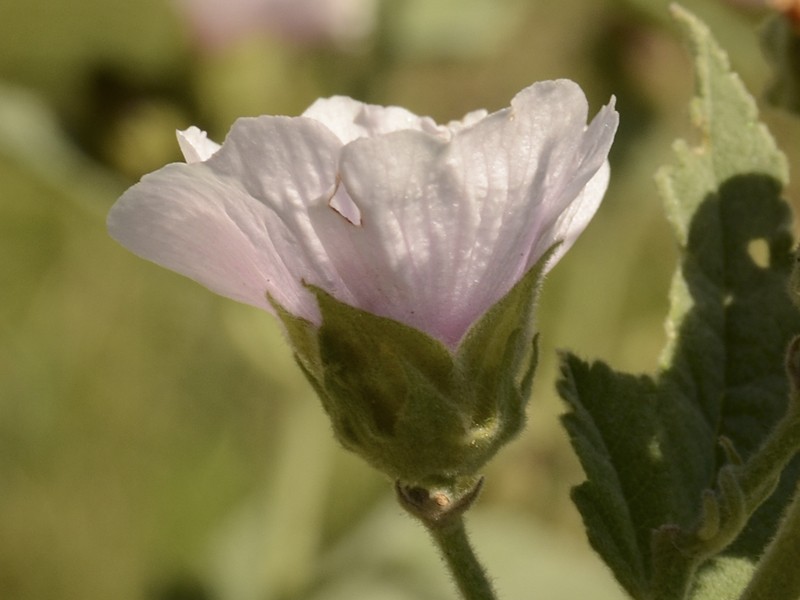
top-left (108, 116), bottom-right (353, 322)
top-left (328, 181), bottom-right (361, 225)
top-left (177, 126), bottom-right (222, 163)
top-left (444, 109), bottom-right (489, 134)
top-left (437, 81), bottom-right (617, 316)
top-left (523, 99), bottom-right (618, 270)
top-left (308, 80), bottom-right (617, 347)
top-left (302, 97), bottom-right (365, 144)
top-left (109, 165), bottom-right (290, 310)
top-left (308, 130), bottom-right (453, 339)
top-left (527, 160), bottom-right (611, 269)
top-left (303, 96), bottom-right (441, 143)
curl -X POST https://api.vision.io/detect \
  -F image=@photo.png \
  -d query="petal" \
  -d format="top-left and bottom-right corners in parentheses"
top-left (527, 159), bottom-right (611, 269)
top-left (444, 109), bottom-right (489, 134)
top-left (109, 165), bottom-right (289, 310)
top-left (303, 96), bottom-right (441, 143)
top-left (108, 116), bottom-right (352, 322)
top-left (309, 80), bottom-right (618, 347)
top-left (309, 130), bottom-right (463, 342)
top-left (177, 126), bottom-right (221, 163)
top-left (523, 97), bottom-right (618, 270)
top-left (438, 81), bottom-right (618, 304)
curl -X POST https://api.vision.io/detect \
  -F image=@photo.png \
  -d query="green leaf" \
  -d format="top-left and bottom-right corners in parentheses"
top-left (558, 6), bottom-right (800, 599)
top-left (557, 358), bottom-right (657, 599)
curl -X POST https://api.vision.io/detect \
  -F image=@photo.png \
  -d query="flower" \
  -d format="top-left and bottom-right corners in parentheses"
top-left (108, 80), bottom-right (618, 483)
top-left (108, 80), bottom-right (618, 350)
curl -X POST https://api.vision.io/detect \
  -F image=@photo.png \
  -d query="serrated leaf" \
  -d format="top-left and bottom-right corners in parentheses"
top-left (558, 357), bottom-right (654, 599)
top-left (559, 6), bottom-right (800, 599)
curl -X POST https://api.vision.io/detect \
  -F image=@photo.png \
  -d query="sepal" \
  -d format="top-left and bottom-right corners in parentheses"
top-left (271, 249), bottom-right (554, 485)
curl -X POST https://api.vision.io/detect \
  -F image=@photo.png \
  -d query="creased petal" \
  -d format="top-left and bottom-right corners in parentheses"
top-left (445, 109), bottom-right (489, 134)
top-left (109, 116), bottom-right (352, 322)
top-left (309, 130), bottom-right (459, 340)
top-left (524, 97), bottom-right (618, 270)
top-left (528, 159), bottom-right (611, 270)
top-left (309, 80), bottom-right (618, 347)
top-left (177, 126), bottom-right (221, 163)
top-left (436, 81), bottom-right (618, 309)
top-left (303, 96), bottom-right (441, 143)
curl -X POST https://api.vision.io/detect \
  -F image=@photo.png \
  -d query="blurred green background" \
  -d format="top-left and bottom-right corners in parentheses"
top-left (2, 0), bottom-right (800, 598)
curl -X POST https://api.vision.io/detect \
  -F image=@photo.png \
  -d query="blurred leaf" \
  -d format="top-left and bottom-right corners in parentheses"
top-left (0, 84), bottom-right (293, 600)
top-left (0, 0), bottom-right (184, 108)
top-left (761, 14), bottom-right (800, 115)
top-left (205, 400), bottom-right (334, 600)
top-left (559, 6), bottom-right (800, 599)
top-left (613, 0), bottom-right (769, 87)
top-left (310, 503), bottom-right (624, 600)
top-left (0, 83), bottom-right (119, 202)
top-left (385, 0), bottom-right (527, 59)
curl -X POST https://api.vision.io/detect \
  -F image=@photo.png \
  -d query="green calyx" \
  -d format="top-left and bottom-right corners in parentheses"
top-left (271, 248), bottom-right (554, 487)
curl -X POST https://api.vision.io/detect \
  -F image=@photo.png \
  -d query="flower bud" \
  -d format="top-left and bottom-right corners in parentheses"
top-left (273, 250), bottom-right (551, 485)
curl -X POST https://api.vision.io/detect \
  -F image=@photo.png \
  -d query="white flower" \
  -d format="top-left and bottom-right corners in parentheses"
top-left (107, 80), bottom-right (618, 349)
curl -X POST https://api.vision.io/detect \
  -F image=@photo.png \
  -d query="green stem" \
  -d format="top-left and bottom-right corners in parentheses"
top-left (650, 525), bottom-right (697, 600)
top-left (395, 478), bottom-right (499, 600)
top-left (735, 407), bottom-right (800, 508)
top-left (739, 481), bottom-right (800, 600)
top-left (427, 515), bottom-right (498, 600)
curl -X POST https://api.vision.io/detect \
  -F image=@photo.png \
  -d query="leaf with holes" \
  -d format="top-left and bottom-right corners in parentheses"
top-left (558, 7), bottom-right (800, 599)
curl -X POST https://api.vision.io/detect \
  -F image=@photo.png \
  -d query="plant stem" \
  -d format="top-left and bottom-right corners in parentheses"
top-left (738, 481), bottom-right (800, 600)
top-left (427, 515), bottom-right (498, 600)
top-left (650, 525), bottom-right (697, 600)
top-left (735, 408), bottom-right (800, 509)
top-left (395, 478), bottom-right (499, 600)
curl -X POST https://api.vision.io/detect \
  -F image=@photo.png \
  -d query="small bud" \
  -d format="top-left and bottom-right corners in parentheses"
top-left (396, 477), bottom-right (484, 527)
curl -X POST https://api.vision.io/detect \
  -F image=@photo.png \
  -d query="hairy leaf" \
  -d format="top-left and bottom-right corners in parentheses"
top-left (559, 7), bottom-right (800, 599)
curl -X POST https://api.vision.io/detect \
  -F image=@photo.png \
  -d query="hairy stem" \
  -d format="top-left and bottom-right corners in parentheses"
top-left (396, 478), bottom-right (499, 600)
top-left (428, 514), bottom-right (497, 600)
top-left (739, 481), bottom-right (800, 600)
